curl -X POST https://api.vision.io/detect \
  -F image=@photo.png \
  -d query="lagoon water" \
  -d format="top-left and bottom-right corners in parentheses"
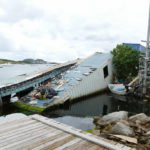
top-left (0, 64), bottom-right (150, 130)
top-left (0, 64), bottom-right (53, 80)
top-left (1, 93), bottom-right (150, 130)
top-left (0, 64), bottom-right (53, 86)
top-left (44, 93), bottom-right (150, 130)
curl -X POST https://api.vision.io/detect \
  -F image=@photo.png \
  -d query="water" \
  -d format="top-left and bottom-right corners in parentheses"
top-left (0, 64), bottom-right (53, 86)
top-left (0, 64), bottom-right (150, 131)
top-left (0, 93), bottom-right (150, 130)
top-left (44, 93), bottom-right (150, 130)
top-left (0, 64), bottom-right (53, 80)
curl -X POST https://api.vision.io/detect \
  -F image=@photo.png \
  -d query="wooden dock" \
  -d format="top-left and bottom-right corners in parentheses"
top-left (0, 115), bottom-right (135, 150)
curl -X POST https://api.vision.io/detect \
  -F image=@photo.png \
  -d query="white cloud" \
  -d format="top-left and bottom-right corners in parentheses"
top-left (0, 0), bottom-right (43, 22)
top-left (0, 0), bottom-right (149, 62)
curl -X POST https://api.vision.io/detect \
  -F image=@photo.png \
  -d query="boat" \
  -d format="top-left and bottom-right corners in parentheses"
top-left (14, 52), bottom-right (113, 112)
top-left (108, 84), bottom-right (127, 95)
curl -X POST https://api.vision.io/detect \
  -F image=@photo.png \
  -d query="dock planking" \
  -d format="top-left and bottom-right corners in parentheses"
top-left (0, 115), bottom-right (135, 150)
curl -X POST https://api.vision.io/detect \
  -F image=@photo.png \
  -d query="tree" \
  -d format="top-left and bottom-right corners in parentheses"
top-left (111, 44), bottom-right (140, 81)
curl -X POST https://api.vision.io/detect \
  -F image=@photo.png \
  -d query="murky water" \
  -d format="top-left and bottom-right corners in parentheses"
top-left (0, 93), bottom-right (149, 130)
top-left (0, 64), bottom-right (53, 79)
top-left (43, 93), bottom-right (150, 130)
top-left (0, 64), bottom-right (150, 130)
top-left (0, 64), bottom-right (52, 85)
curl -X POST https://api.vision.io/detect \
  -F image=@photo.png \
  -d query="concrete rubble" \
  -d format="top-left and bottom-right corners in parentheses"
top-left (111, 122), bottom-right (135, 136)
top-left (102, 111), bottom-right (128, 123)
top-left (129, 113), bottom-right (150, 123)
top-left (92, 111), bottom-right (150, 150)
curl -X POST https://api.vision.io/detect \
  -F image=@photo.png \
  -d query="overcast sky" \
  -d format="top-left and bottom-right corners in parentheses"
top-left (0, 0), bottom-right (149, 62)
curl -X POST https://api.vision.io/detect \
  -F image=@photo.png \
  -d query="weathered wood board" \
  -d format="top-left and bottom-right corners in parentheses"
top-left (0, 115), bottom-right (135, 150)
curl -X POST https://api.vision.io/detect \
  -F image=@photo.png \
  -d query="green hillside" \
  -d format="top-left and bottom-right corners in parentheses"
top-left (0, 59), bottom-right (29, 64)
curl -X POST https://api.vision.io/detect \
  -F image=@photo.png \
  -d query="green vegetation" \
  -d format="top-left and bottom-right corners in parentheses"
top-left (86, 129), bottom-right (93, 133)
top-left (0, 59), bottom-right (29, 64)
top-left (13, 102), bottom-right (45, 113)
top-left (111, 44), bottom-right (140, 81)
top-left (8, 103), bottom-right (34, 115)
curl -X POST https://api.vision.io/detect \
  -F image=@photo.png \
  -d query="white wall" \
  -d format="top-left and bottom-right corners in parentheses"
top-left (60, 57), bottom-right (112, 100)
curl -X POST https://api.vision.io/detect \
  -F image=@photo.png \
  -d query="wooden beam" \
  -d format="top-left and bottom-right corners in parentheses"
top-left (32, 114), bottom-right (135, 150)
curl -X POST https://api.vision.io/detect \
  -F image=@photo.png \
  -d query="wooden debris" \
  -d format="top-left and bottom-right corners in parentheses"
top-left (109, 134), bottom-right (137, 144)
top-left (93, 112), bottom-right (150, 150)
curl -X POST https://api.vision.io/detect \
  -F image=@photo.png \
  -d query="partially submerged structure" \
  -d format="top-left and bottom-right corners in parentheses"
top-left (0, 61), bottom-right (76, 105)
top-left (15, 52), bottom-right (113, 112)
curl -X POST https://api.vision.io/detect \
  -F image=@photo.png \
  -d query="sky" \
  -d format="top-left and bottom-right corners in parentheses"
top-left (0, 0), bottom-right (149, 62)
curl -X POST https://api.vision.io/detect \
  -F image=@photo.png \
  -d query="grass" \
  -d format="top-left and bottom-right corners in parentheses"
top-left (13, 102), bottom-right (45, 113)
top-left (86, 129), bottom-right (93, 133)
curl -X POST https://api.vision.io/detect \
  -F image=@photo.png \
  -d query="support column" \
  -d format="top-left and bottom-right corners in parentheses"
top-left (0, 96), bottom-right (2, 107)
top-left (2, 95), bottom-right (11, 105)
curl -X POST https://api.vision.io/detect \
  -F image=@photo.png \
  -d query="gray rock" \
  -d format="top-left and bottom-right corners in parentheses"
top-left (111, 122), bottom-right (135, 136)
top-left (146, 131), bottom-right (150, 136)
top-left (102, 111), bottom-right (128, 123)
top-left (97, 120), bottom-right (110, 127)
top-left (129, 113), bottom-right (150, 122)
top-left (93, 116), bottom-right (101, 124)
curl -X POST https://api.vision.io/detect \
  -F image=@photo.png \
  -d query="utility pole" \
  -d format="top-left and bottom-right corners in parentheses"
top-left (142, 1), bottom-right (150, 94)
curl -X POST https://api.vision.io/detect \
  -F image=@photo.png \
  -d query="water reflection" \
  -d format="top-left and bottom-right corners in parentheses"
top-left (0, 93), bottom-right (150, 130)
top-left (54, 116), bottom-right (94, 130)
top-left (110, 95), bottom-right (150, 116)
top-left (45, 93), bottom-right (150, 130)
top-left (46, 94), bottom-right (150, 117)
top-left (46, 94), bottom-right (113, 117)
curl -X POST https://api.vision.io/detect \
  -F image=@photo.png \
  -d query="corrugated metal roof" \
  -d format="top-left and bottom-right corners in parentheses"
top-left (58, 52), bottom-right (111, 92)
top-left (34, 53), bottom-right (112, 107)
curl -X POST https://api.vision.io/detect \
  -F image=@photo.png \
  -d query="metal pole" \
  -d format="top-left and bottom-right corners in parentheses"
top-left (143, 1), bottom-right (150, 94)
top-left (146, 1), bottom-right (150, 57)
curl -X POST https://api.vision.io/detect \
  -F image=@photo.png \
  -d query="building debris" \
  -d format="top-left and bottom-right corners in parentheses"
top-left (92, 111), bottom-right (150, 150)
top-left (108, 134), bottom-right (138, 144)
top-left (14, 52), bottom-right (113, 111)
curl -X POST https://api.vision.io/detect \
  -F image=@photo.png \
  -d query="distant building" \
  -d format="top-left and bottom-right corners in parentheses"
top-left (122, 43), bottom-right (146, 52)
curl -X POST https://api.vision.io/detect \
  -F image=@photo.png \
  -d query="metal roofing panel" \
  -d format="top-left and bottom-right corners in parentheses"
top-left (26, 53), bottom-right (112, 107)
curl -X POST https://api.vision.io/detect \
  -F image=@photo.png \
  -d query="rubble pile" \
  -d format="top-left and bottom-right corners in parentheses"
top-left (93, 111), bottom-right (150, 150)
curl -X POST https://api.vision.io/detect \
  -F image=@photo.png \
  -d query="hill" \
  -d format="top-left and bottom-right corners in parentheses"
top-left (0, 58), bottom-right (47, 64)
top-left (23, 59), bottom-right (47, 64)
top-left (0, 59), bottom-right (26, 64)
